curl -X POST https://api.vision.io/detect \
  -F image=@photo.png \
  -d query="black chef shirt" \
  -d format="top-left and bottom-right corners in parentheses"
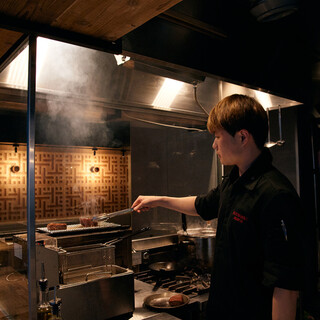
top-left (195, 148), bottom-right (304, 320)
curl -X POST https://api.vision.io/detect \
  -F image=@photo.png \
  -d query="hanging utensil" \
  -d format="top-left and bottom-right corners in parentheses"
top-left (276, 106), bottom-right (285, 146)
top-left (265, 108), bottom-right (277, 148)
top-left (181, 214), bottom-right (187, 234)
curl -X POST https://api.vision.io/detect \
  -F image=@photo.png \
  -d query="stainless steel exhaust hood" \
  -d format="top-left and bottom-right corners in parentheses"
top-left (0, 38), bottom-right (301, 131)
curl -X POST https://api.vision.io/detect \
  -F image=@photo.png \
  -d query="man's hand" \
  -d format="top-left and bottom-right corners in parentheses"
top-left (131, 195), bottom-right (161, 213)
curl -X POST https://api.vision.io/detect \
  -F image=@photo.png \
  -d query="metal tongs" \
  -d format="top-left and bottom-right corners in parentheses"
top-left (93, 208), bottom-right (134, 222)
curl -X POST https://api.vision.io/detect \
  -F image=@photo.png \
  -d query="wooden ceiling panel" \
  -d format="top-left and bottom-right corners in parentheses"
top-left (0, 28), bottom-right (24, 57)
top-left (0, 0), bottom-right (182, 41)
top-left (0, 0), bottom-right (77, 24)
top-left (0, 0), bottom-right (181, 71)
top-left (51, 0), bottom-right (182, 41)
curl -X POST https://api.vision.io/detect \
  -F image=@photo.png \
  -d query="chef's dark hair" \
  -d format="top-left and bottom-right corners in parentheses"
top-left (207, 94), bottom-right (268, 150)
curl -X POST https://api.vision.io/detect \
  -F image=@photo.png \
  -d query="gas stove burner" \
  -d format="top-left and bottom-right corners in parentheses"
top-left (135, 268), bottom-right (211, 297)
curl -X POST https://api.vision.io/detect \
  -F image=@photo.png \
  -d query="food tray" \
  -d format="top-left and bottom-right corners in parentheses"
top-left (37, 222), bottom-right (122, 236)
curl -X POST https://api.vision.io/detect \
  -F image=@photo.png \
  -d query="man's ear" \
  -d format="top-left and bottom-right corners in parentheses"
top-left (238, 130), bottom-right (249, 144)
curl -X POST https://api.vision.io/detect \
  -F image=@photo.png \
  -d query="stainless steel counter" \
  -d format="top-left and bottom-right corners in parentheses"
top-left (131, 279), bottom-right (209, 320)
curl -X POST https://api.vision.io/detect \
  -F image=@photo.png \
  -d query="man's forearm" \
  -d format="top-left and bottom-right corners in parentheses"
top-left (158, 196), bottom-right (198, 216)
top-left (272, 287), bottom-right (299, 320)
top-left (131, 195), bottom-right (199, 216)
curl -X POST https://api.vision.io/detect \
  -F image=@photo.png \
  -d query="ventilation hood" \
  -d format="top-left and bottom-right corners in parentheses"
top-left (0, 38), bottom-right (301, 132)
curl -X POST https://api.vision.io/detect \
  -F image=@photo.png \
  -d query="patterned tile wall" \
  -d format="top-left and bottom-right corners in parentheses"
top-left (0, 145), bottom-right (131, 222)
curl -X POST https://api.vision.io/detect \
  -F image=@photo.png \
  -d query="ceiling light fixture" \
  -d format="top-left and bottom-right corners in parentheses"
top-left (152, 78), bottom-right (183, 110)
top-left (4, 37), bottom-right (51, 88)
top-left (254, 90), bottom-right (273, 110)
top-left (250, 0), bottom-right (298, 22)
top-left (114, 54), bottom-right (131, 66)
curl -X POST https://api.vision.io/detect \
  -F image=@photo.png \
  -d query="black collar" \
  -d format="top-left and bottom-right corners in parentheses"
top-left (228, 148), bottom-right (273, 190)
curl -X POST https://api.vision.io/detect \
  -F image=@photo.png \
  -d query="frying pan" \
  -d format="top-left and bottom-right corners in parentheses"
top-left (144, 292), bottom-right (189, 311)
top-left (149, 261), bottom-right (182, 272)
top-left (149, 261), bottom-right (184, 291)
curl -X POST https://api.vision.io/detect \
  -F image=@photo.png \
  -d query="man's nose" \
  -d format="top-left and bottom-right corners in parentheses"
top-left (212, 139), bottom-right (217, 149)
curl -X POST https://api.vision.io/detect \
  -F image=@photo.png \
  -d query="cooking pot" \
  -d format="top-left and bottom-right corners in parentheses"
top-left (178, 228), bottom-right (216, 270)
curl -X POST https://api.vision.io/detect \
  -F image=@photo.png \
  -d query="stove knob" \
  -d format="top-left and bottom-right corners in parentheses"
top-left (142, 251), bottom-right (149, 260)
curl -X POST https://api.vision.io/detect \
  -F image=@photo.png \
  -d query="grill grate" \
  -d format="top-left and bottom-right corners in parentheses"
top-left (37, 222), bottom-right (121, 235)
top-left (134, 268), bottom-right (210, 297)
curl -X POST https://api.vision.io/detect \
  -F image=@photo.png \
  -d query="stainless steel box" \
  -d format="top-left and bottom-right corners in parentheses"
top-left (36, 242), bottom-right (134, 319)
top-left (55, 265), bottom-right (134, 320)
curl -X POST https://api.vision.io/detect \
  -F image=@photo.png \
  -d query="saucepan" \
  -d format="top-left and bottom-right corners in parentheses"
top-left (178, 228), bottom-right (216, 270)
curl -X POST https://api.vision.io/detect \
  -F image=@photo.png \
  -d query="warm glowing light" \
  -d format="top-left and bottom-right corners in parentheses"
top-left (152, 78), bottom-right (183, 110)
top-left (6, 46), bottom-right (28, 88)
top-left (254, 90), bottom-right (273, 110)
top-left (90, 166), bottom-right (100, 173)
top-left (114, 54), bottom-right (130, 65)
top-left (36, 37), bottom-right (50, 79)
top-left (5, 37), bottom-right (51, 88)
top-left (10, 165), bottom-right (20, 173)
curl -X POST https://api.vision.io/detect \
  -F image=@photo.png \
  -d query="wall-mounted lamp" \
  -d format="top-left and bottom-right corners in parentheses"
top-left (13, 143), bottom-right (19, 153)
top-left (90, 166), bottom-right (100, 173)
top-left (11, 165), bottom-right (20, 173)
top-left (114, 54), bottom-right (130, 66)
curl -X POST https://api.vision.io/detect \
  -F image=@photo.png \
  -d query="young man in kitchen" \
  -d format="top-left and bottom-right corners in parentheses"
top-left (132, 94), bottom-right (304, 320)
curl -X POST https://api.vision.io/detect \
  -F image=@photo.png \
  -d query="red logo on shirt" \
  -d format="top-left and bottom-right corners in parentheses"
top-left (232, 211), bottom-right (248, 223)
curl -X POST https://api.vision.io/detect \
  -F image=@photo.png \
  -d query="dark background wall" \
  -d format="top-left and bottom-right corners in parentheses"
top-left (269, 106), bottom-right (299, 190)
top-left (130, 123), bottom-right (217, 234)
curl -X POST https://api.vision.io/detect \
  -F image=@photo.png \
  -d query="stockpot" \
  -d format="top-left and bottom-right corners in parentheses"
top-left (178, 228), bottom-right (216, 270)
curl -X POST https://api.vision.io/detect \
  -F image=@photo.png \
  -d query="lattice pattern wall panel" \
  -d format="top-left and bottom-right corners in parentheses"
top-left (0, 145), bottom-right (130, 222)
